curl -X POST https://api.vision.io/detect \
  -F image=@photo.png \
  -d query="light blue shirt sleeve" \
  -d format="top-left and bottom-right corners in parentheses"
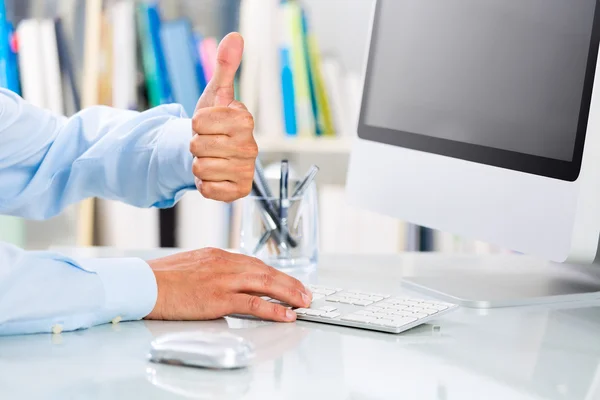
top-left (0, 89), bottom-right (196, 335)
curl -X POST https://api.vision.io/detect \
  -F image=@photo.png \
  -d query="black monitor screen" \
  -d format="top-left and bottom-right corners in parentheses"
top-left (360, 0), bottom-right (600, 181)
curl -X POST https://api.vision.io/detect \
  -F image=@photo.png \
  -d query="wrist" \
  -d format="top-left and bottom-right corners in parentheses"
top-left (144, 259), bottom-right (173, 320)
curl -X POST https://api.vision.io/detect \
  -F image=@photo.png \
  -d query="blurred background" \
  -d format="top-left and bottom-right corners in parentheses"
top-left (0, 0), bottom-right (502, 255)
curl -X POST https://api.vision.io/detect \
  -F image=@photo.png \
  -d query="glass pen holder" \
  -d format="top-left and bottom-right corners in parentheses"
top-left (240, 179), bottom-right (319, 271)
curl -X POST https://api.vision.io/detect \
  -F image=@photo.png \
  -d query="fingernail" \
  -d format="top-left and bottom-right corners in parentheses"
top-left (301, 292), bottom-right (311, 305)
top-left (286, 309), bottom-right (297, 321)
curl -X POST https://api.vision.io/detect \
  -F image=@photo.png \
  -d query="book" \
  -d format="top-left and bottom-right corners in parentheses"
top-left (419, 227), bottom-right (435, 252)
top-left (239, 0), bottom-right (262, 121)
top-left (148, 3), bottom-right (174, 106)
top-left (191, 33), bottom-right (208, 95)
top-left (285, 1), bottom-right (316, 137)
top-left (0, 0), bottom-right (9, 90)
top-left (97, 11), bottom-right (113, 107)
top-left (55, 18), bottom-right (81, 115)
top-left (95, 201), bottom-right (160, 250)
top-left (279, 2), bottom-right (297, 136)
top-left (176, 192), bottom-right (230, 250)
top-left (16, 20), bottom-right (45, 108)
top-left (302, 9), bottom-right (335, 136)
top-left (320, 184), bottom-right (405, 254)
top-left (137, 3), bottom-right (173, 108)
top-left (321, 58), bottom-right (351, 136)
top-left (199, 37), bottom-right (217, 83)
top-left (160, 19), bottom-right (202, 117)
top-left (112, 0), bottom-right (138, 110)
top-left (5, 21), bottom-right (19, 94)
top-left (40, 19), bottom-right (64, 115)
top-left (78, 0), bottom-right (103, 247)
top-left (0, 216), bottom-right (25, 247)
top-left (257, 0), bottom-right (284, 138)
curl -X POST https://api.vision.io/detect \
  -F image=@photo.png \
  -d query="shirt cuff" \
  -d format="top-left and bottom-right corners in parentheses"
top-left (155, 118), bottom-right (196, 208)
top-left (80, 258), bottom-right (158, 323)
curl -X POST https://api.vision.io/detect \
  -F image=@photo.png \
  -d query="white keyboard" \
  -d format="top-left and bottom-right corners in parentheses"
top-left (268, 284), bottom-right (459, 334)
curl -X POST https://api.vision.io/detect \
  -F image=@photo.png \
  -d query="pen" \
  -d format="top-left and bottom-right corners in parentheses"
top-left (279, 160), bottom-right (289, 219)
top-left (255, 158), bottom-right (274, 198)
top-left (252, 181), bottom-right (298, 248)
top-left (279, 160), bottom-right (290, 256)
top-left (292, 165), bottom-right (320, 198)
top-left (253, 229), bottom-right (273, 256)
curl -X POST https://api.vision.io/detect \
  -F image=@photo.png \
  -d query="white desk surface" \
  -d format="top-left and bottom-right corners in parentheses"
top-left (3, 249), bottom-right (600, 400)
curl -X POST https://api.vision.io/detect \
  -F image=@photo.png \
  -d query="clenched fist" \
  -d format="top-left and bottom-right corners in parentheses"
top-left (190, 32), bottom-right (257, 203)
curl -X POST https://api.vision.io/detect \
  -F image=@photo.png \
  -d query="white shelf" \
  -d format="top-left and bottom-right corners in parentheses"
top-left (256, 136), bottom-right (354, 155)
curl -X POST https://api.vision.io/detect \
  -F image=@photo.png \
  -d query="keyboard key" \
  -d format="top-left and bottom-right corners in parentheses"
top-left (373, 312), bottom-right (391, 319)
top-left (411, 312), bottom-right (429, 319)
top-left (356, 294), bottom-right (373, 301)
top-left (306, 309), bottom-right (324, 317)
top-left (312, 294), bottom-right (325, 301)
top-left (352, 299), bottom-right (373, 306)
top-left (312, 288), bottom-right (335, 296)
top-left (386, 317), bottom-right (418, 328)
top-left (390, 311), bottom-right (414, 318)
top-left (372, 293), bottom-right (392, 299)
top-left (341, 315), bottom-right (375, 324)
top-left (368, 296), bottom-right (384, 302)
top-left (428, 304), bottom-right (450, 311)
top-left (319, 306), bottom-right (338, 313)
top-left (294, 308), bottom-right (309, 315)
top-left (322, 312), bottom-right (341, 319)
top-left (422, 308), bottom-right (439, 315)
top-left (338, 298), bottom-right (354, 304)
top-left (326, 296), bottom-right (342, 303)
top-left (342, 293), bottom-right (361, 299)
top-left (356, 310), bottom-right (375, 316)
top-left (371, 319), bottom-right (394, 327)
top-left (365, 306), bottom-right (384, 312)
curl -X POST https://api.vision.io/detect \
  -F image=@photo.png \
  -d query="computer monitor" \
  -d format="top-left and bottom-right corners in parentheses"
top-left (346, 0), bottom-right (600, 307)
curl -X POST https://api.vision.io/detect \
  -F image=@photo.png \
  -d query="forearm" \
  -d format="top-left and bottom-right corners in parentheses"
top-left (0, 242), bottom-right (157, 336)
top-left (0, 90), bottom-right (195, 219)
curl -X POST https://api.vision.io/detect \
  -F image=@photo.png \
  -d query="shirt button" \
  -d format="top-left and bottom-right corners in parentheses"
top-left (111, 316), bottom-right (122, 325)
top-left (51, 324), bottom-right (63, 334)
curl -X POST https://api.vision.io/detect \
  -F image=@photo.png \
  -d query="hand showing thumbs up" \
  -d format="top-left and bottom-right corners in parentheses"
top-left (190, 33), bottom-right (258, 203)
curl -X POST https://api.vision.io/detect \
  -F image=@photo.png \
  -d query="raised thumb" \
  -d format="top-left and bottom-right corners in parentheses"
top-left (198, 32), bottom-right (244, 109)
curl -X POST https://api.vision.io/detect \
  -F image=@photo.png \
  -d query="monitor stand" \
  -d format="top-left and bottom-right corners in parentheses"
top-left (401, 260), bottom-right (600, 308)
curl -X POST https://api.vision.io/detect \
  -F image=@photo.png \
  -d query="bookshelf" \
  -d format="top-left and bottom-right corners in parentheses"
top-left (256, 136), bottom-right (353, 155)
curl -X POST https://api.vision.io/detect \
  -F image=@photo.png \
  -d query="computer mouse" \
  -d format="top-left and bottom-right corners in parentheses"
top-left (148, 331), bottom-right (256, 370)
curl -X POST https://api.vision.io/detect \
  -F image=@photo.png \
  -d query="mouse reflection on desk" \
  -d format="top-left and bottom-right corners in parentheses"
top-left (146, 364), bottom-right (252, 400)
top-left (148, 331), bottom-right (256, 370)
